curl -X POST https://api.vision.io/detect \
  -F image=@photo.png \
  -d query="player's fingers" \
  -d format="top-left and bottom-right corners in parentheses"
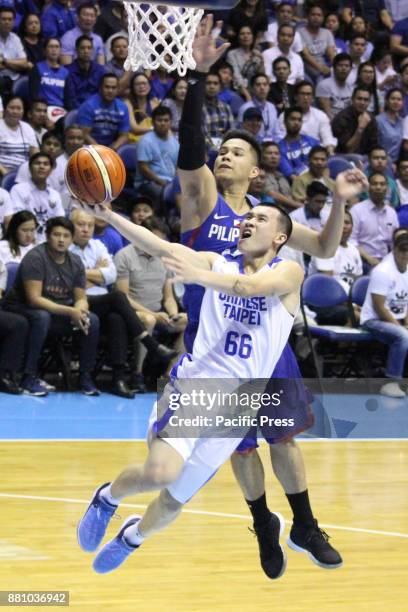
top-left (204, 13), bottom-right (213, 36)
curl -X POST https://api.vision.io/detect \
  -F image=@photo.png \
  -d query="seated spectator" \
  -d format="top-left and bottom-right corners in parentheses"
top-left (360, 232), bottom-right (408, 398)
top-left (18, 12), bottom-right (44, 70)
top-left (60, 3), bottom-right (105, 66)
top-left (238, 73), bottom-right (279, 142)
top-left (3, 216), bottom-right (100, 396)
top-left (26, 98), bottom-right (48, 148)
top-left (0, 257), bottom-right (28, 394)
top-left (292, 146), bottom-right (336, 203)
top-left (316, 53), bottom-right (354, 120)
top-left (128, 197), bottom-right (154, 226)
top-left (277, 80), bottom-right (337, 153)
top-left (0, 6), bottom-right (28, 98)
top-left (70, 208), bottom-right (176, 397)
top-left (0, 96), bottom-right (38, 178)
top-left (309, 210), bottom-right (363, 292)
top-left (248, 166), bottom-right (275, 203)
top-left (115, 216), bottom-right (187, 392)
top-left (278, 106), bottom-right (319, 180)
top-left (290, 181), bottom-right (330, 233)
top-left (226, 25), bottom-right (264, 102)
top-left (203, 73), bottom-right (235, 151)
top-left (350, 172), bottom-right (399, 270)
top-left (346, 35), bottom-right (368, 85)
top-left (241, 107), bottom-right (263, 141)
top-left (267, 57), bottom-right (296, 114)
top-left (374, 48), bottom-right (398, 93)
top-left (299, 4), bottom-right (336, 83)
top-left (65, 35), bottom-right (107, 111)
top-left (124, 73), bottom-right (160, 143)
top-left (263, 24), bottom-right (305, 84)
top-left (363, 147), bottom-right (400, 208)
top-left (77, 73), bottom-right (129, 149)
top-left (15, 130), bottom-right (65, 192)
top-left (93, 201), bottom-right (124, 256)
top-left (260, 141), bottom-right (300, 210)
top-left (0, 210), bottom-right (37, 264)
top-left (332, 86), bottom-right (379, 155)
top-left (217, 61), bottom-right (245, 117)
top-left (162, 78), bottom-right (188, 138)
top-left (324, 12), bottom-right (348, 55)
top-left (264, 1), bottom-right (303, 51)
top-left (105, 36), bottom-right (130, 95)
top-left (95, 1), bottom-right (123, 42)
top-left (356, 62), bottom-right (381, 115)
top-left (226, 0), bottom-right (268, 42)
top-left (6, 152), bottom-right (65, 239)
top-left (342, 0), bottom-right (393, 44)
top-left (396, 156), bottom-right (408, 204)
top-left (347, 15), bottom-right (374, 57)
top-left (135, 106), bottom-right (179, 203)
top-left (376, 88), bottom-right (405, 163)
top-left (28, 38), bottom-right (69, 119)
top-left (149, 63), bottom-right (174, 100)
top-left (390, 14), bottom-right (408, 61)
top-left (41, 0), bottom-right (76, 40)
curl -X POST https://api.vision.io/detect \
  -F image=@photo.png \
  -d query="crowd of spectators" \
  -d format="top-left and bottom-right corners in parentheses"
top-left (1, 0), bottom-right (408, 398)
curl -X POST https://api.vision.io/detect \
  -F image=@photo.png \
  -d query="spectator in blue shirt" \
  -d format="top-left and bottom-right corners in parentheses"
top-left (65, 35), bottom-right (106, 110)
top-left (77, 73), bottom-right (130, 150)
top-left (60, 3), bottom-right (105, 66)
top-left (41, 0), bottom-right (76, 40)
top-left (391, 16), bottom-right (408, 60)
top-left (28, 37), bottom-right (69, 109)
top-left (93, 202), bottom-right (124, 255)
top-left (278, 107), bottom-right (319, 180)
top-left (136, 105), bottom-right (180, 204)
top-left (376, 88), bottom-right (404, 162)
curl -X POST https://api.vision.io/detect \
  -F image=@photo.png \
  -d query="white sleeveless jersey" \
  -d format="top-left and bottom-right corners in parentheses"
top-left (175, 250), bottom-right (296, 380)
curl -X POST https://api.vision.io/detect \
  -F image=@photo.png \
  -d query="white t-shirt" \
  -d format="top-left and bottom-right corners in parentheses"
top-left (309, 243), bottom-right (363, 293)
top-left (15, 154), bottom-right (66, 194)
top-left (316, 77), bottom-right (353, 117)
top-left (360, 255), bottom-right (408, 324)
top-left (263, 47), bottom-right (304, 84)
top-left (8, 180), bottom-right (65, 240)
top-left (0, 240), bottom-right (35, 264)
top-left (0, 119), bottom-right (38, 172)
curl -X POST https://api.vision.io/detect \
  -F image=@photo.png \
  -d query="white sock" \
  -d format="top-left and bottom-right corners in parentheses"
top-left (123, 522), bottom-right (146, 546)
top-left (99, 484), bottom-right (120, 507)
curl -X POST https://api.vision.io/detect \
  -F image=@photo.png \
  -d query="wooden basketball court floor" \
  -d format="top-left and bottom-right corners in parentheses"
top-left (1, 436), bottom-right (407, 612)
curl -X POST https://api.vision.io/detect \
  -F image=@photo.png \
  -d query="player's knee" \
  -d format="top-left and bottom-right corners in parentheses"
top-left (143, 462), bottom-right (179, 488)
top-left (270, 438), bottom-right (298, 454)
top-left (159, 489), bottom-right (183, 514)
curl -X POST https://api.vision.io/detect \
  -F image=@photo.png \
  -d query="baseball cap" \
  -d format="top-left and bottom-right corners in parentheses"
top-left (243, 107), bottom-right (263, 121)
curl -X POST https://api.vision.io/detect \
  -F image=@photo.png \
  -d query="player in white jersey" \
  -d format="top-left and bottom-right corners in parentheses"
top-left (77, 201), bottom-right (303, 577)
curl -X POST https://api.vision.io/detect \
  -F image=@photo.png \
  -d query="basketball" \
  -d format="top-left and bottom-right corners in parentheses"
top-left (65, 144), bottom-right (126, 205)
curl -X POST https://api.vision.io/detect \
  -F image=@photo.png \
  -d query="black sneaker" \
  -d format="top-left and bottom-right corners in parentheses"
top-left (251, 512), bottom-right (286, 579)
top-left (287, 520), bottom-right (343, 569)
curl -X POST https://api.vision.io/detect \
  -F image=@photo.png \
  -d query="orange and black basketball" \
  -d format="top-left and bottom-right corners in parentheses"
top-left (65, 144), bottom-right (126, 205)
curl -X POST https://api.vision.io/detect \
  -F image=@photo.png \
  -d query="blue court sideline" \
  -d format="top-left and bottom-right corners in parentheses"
top-left (1, 392), bottom-right (407, 440)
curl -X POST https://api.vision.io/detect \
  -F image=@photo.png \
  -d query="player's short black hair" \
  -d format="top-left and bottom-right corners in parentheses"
top-left (221, 129), bottom-right (262, 166)
top-left (255, 203), bottom-right (293, 251)
top-left (46, 217), bottom-right (74, 237)
top-left (306, 181), bottom-right (330, 198)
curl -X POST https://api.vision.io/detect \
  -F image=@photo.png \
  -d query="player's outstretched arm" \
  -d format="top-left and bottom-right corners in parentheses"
top-left (287, 168), bottom-right (368, 258)
top-left (177, 15), bottom-right (230, 230)
top-left (163, 255), bottom-right (303, 301)
top-left (75, 203), bottom-right (214, 270)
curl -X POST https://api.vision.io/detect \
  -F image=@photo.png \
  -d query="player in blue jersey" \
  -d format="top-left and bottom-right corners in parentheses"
top-left (176, 15), bottom-right (368, 576)
top-left (77, 200), bottom-right (303, 576)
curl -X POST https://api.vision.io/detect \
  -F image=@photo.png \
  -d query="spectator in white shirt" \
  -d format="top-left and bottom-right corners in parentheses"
top-left (0, 96), bottom-right (39, 177)
top-left (396, 156), bottom-right (408, 205)
top-left (263, 24), bottom-right (304, 84)
top-left (15, 130), bottom-right (65, 192)
top-left (238, 73), bottom-right (279, 142)
top-left (299, 4), bottom-right (336, 83)
top-left (0, 210), bottom-right (37, 264)
top-left (346, 35), bottom-right (369, 86)
top-left (6, 152), bottom-right (65, 239)
top-left (0, 6), bottom-right (28, 96)
top-left (316, 53), bottom-right (353, 120)
top-left (360, 232), bottom-right (408, 398)
top-left (290, 181), bottom-right (330, 233)
top-left (276, 80), bottom-right (337, 153)
top-left (263, 1), bottom-right (303, 52)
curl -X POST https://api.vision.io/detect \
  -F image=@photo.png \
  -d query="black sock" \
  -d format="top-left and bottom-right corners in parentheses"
top-left (112, 366), bottom-right (125, 382)
top-left (246, 493), bottom-right (271, 527)
top-left (286, 490), bottom-right (315, 527)
top-left (140, 334), bottom-right (159, 353)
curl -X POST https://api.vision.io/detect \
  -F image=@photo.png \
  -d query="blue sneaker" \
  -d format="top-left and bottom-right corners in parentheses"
top-left (93, 515), bottom-right (141, 574)
top-left (22, 375), bottom-right (48, 397)
top-left (79, 373), bottom-right (100, 396)
top-left (77, 483), bottom-right (117, 552)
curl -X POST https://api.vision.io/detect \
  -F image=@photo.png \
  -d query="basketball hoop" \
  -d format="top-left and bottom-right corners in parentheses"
top-left (123, 0), bottom-right (238, 76)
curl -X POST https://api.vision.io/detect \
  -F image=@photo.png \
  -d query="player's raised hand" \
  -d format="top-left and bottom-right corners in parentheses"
top-left (193, 14), bottom-right (230, 72)
top-left (162, 253), bottom-right (197, 284)
top-left (334, 168), bottom-right (368, 202)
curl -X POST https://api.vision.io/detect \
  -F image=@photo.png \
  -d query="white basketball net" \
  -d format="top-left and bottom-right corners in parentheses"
top-left (124, 2), bottom-right (204, 76)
